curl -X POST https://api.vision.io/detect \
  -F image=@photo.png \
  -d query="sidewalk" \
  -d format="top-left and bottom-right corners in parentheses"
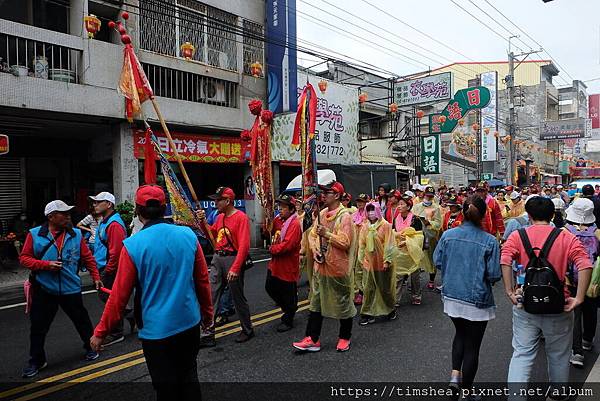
top-left (0, 248), bottom-right (271, 307)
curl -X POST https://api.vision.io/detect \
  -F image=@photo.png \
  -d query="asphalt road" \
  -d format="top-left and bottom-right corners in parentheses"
top-left (0, 259), bottom-right (598, 401)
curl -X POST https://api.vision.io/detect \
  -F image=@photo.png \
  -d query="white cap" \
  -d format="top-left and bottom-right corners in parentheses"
top-left (552, 198), bottom-right (565, 211)
top-left (411, 183), bottom-right (420, 190)
top-left (509, 191), bottom-right (521, 200)
top-left (89, 192), bottom-right (116, 204)
top-left (404, 190), bottom-right (416, 199)
top-left (556, 185), bottom-right (563, 190)
top-left (44, 200), bottom-right (75, 216)
top-left (525, 194), bottom-right (540, 204)
top-left (566, 198), bottom-right (596, 225)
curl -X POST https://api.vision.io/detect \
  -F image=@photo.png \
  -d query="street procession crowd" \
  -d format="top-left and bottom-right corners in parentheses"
top-left (15, 178), bottom-right (600, 400)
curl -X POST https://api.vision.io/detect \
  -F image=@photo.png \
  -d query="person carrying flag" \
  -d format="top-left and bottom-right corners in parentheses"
top-left (292, 181), bottom-right (357, 353)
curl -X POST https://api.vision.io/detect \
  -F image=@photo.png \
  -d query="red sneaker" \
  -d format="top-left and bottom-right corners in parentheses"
top-left (353, 293), bottom-right (363, 305)
top-left (336, 338), bottom-right (351, 352)
top-left (292, 337), bottom-right (321, 352)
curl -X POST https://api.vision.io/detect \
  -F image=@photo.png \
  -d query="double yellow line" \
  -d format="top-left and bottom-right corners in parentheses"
top-left (1, 300), bottom-right (310, 401)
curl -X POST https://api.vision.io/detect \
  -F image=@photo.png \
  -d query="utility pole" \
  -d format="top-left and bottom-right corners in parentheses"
top-left (507, 51), bottom-right (516, 185)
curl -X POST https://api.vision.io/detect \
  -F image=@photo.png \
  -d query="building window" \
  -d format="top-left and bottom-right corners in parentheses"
top-left (242, 20), bottom-right (264, 76)
top-left (142, 63), bottom-right (238, 108)
top-left (140, 0), bottom-right (238, 72)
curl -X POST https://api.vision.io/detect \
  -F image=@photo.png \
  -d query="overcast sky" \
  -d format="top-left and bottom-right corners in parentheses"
top-left (295, 0), bottom-right (600, 93)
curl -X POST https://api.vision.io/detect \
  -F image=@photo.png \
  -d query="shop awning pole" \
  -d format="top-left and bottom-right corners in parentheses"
top-left (149, 98), bottom-right (217, 249)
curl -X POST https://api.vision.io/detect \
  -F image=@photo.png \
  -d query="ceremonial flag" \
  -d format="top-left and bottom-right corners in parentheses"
top-left (118, 44), bottom-right (153, 122)
top-left (292, 84), bottom-right (318, 230)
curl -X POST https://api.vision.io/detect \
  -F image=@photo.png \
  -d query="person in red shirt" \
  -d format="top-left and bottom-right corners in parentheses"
top-left (501, 196), bottom-right (592, 389)
top-left (20, 200), bottom-right (102, 378)
top-left (197, 186), bottom-right (253, 345)
top-left (384, 190), bottom-right (402, 224)
top-left (266, 194), bottom-right (302, 332)
top-left (91, 186), bottom-right (213, 401)
top-left (474, 181), bottom-right (505, 237)
top-left (441, 194), bottom-right (464, 233)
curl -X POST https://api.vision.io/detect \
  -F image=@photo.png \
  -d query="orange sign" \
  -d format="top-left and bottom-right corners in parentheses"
top-left (0, 135), bottom-right (8, 155)
top-left (133, 130), bottom-right (250, 163)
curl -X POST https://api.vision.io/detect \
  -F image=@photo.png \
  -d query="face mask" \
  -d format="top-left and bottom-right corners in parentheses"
top-left (367, 211), bottom-right (377, 220)
top-left (422, 200), bottom-right (432, 207)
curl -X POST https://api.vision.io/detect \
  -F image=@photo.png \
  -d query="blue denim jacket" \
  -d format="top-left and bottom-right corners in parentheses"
top-left (433, 222), bottom-right (501, 308)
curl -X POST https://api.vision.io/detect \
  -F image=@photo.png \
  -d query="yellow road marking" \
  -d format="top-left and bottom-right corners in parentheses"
top-left (1, 300), bottom-right (310, 400)
top-left (12, 305), bottom-right (311, 401)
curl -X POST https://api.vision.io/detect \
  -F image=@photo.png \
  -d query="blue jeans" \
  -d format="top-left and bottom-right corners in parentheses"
top-left (508, 306), bottom-right (573, 400)
top-left (217, 286), bottom-right (234, 315)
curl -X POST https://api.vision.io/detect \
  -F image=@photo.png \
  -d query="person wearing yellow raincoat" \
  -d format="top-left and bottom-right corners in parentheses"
top-left (351, 193), bottom-right (370, 305)
top-left (357, 202), bottom-right (397, 325)
top-left (412, 186), bottom-right (442, 291)
top-left (292, 181), bottom-right (357, 353)
top-left (506, 191), bottom-right (525, 219)
top-left (393, 196), bottom-right (425, 305)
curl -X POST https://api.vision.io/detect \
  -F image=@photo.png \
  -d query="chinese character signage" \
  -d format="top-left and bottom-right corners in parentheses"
top-left (266, 0), bottom-right (298, 113)
top-left (539, 118), bottom-right (587, 140)
top-left (271, 72), bottom-right (360, 165)
top-left (421, 134), bottom-right (441, 175)
top-left (0, 134), bottom-right (8, 155)
top-left (133, 131), bottom-right (250, 163)
top-left (394, 72), bottom-right (452, 107)
top-left (589, 94), bottom-right (600, 139)
top-left (480, 71), bottom-right (498, 161)
top-left (429, 86), bottom-right (491, 134)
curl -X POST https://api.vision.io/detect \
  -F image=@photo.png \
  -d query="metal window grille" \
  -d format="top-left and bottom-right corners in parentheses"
top-left (142, 62), bottom-right (238, 108)
top-left (0, 33), bottom-right (80, 83)
top-left (242, 19), bottom-right (264, 76)
top-left (140, 0), bottom-right (239, 72)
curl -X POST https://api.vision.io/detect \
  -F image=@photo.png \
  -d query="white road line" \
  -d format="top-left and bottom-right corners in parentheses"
top-left (0, 259), bottom-right (272, 311)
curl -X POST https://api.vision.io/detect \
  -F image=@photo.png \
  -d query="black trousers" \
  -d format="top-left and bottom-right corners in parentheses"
top-left (450, 317), bottom-right (488, 389)
top-left (29, 285), bottom-right (93, 365)
top-left (573, 296), bottom-right (599, 354)
top-left (265, 270), bottom-right (298, 326)
top-left (305, 311), bottom-right (352, 342)
top-left (141, 324), bottom-right (202, 401)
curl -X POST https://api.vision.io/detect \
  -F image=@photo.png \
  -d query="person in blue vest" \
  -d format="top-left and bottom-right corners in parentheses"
top-left (91, 185), bottom-right (213, 400)
top-left (90, 191), bottom-right (128, 346)
top-left (19, 200), bottom-right (103, 378)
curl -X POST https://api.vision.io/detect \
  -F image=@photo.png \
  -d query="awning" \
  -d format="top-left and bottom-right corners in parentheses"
top-left (361, 154), bottom-right (415, 171)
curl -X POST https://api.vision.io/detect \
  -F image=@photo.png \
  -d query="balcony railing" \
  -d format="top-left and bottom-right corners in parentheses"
top-left (0, 32), bottom-right (81, 83)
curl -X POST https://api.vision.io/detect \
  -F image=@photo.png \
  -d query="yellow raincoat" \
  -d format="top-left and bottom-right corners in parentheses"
top-left (412, 202), bottom-right (442, 274)
top-left (352, 209), bottom-right (367, 294)
top-left (308, 206), bottom-right (357, 319)
top-left (393, 227), bottom-right (424, 276)
top-left (506, 200), bottom-right (525, 219)
top-left (357, 218), bottom-right (396, 316)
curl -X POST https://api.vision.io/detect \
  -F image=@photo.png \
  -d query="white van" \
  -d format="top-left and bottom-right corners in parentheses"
top-left (569, 179), bottom-right (600, 190)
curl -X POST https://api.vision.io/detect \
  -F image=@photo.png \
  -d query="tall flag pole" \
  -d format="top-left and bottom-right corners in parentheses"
top-left (111, 13), bottom-right (216, 248)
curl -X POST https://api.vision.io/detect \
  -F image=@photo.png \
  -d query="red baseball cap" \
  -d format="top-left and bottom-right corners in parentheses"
top-left (208, 186), bottom-right (235, 200)
top-left (135, 185), bottom-right (166, 206)
top-left (389, 189), bottom-right (402, 199)
top-left (319, 181), bottom-right (345, 195)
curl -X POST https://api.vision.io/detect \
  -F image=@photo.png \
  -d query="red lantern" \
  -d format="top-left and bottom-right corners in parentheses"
top-left (458, 118), bottom-right (465, 126)
top-left (493, 131), bottom-right (499, 138)
top-left (389, 103), bottom-right (398, 113)
top-left (359, 93), bottom-right (368, 104)
top-left (471, 123), bottom-right (479, 132)
top-left (416, 110), bottom-right (425, 119)
top-left (250, 61), bottom-right (263, 78)
top-left (318, 80), bottom-right (328, 94)
top-left (84, 14), bottom-right (101, 39)
top-left (438, 115), bottom-right (447, 123)
top-left (180, 42), bottom-right (196, 61)
top-left (484, 127), bottom-right (490, 134)
top-left (122, 11), bottom-right (129, 20)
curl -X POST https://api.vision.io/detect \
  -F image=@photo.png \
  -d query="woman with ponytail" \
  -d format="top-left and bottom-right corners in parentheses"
top-left (433, 197), bottom-right (501, 397)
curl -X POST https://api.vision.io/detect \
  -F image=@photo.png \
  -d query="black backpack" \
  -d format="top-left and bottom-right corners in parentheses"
top-left (517, 227), bottom-right (565, 314)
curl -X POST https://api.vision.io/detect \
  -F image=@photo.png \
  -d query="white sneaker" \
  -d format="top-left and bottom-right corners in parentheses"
top-left (582, 339), bottom-right (593, 351)
top-left (569, 352), bottom-right (584, 367)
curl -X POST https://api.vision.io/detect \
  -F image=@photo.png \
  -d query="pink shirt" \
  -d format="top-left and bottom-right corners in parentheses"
top-left (501, 224), bottom-right (593, 298)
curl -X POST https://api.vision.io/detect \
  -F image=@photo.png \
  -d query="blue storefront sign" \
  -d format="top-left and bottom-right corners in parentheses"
top-left (266, 0), bottom-right (298, 113)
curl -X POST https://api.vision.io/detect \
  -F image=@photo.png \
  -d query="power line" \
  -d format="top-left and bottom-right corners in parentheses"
top-left (482, 0), bottom-right (575, 83)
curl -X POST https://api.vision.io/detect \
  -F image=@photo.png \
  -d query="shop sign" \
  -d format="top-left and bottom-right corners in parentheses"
top-left (394, 72), bottom-right (452, 106)
top-left (420, 134), bottom-right (441, 175)
top-left (271, 71), bottom-right (360, 165)
top-left (0, 134), bottom-right (8, 155)
top-left (134, 130), bottom-right (250, 163)
top-left (539, 118), bottom-right (587, 140)
top-left (480, 71), bottom-right (498, 161)
top-left (429, 86), bottom-right (492, 134)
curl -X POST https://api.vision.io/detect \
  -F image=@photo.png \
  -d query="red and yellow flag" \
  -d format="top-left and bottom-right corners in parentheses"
top-left (118, 44), bottom-right (153, 122)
